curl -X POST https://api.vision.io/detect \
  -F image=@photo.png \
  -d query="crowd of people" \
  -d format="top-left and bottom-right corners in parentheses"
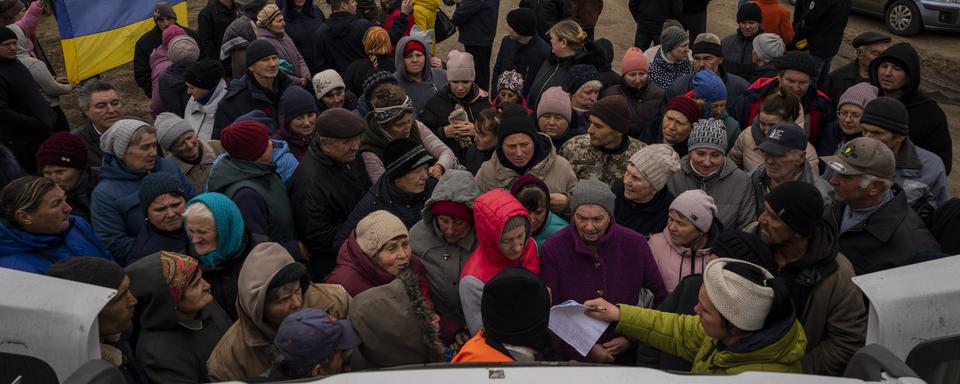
top-left (1, 0), bottom-right (960, 382)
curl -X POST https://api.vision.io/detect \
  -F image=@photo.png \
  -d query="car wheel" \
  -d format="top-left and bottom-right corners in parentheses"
top-left (885, 0), bottom-right (923, 36)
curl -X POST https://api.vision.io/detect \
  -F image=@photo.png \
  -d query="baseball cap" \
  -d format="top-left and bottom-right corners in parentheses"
top-left (274, 308), bottom-right (362, 369)
top-left (757, 122), bottom-right (807, 156)
top-left (822, 137), bottom-right (896, 180)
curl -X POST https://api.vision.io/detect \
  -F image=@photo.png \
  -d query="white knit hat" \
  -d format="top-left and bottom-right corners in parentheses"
top-left (356, 210), bottom-right (409, 257)
top-left (628, 144), bottom-right (681, 191)
top-left (702, 258), bottom-right (775, 331)
top-left (312, 69), bottom-right (346, 98)
top-left (100, 119), bottom-right (151, 157)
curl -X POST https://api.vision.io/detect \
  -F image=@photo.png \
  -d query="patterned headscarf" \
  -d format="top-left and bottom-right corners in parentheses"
top-left (160, 252), bottom-right (199, 303)
top-left (373, 96), bottom-right (415, 125)
top-left (496, 70), bottom-right (524, 96)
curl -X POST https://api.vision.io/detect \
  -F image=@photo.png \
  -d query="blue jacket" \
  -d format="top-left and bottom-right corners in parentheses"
top-left (91, 155), bottom-right (196, 263)
top-left (0, 216), bottom-right (112, 274)
top-left (492, 35), bottom-right (551, 96)
top-left (533, 211), bottom-right (568, 249)
top-left (452, 0), bottom-right (501, 47)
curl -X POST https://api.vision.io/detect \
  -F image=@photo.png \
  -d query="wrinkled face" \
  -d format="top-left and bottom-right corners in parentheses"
top-left (321, 88), bottom-right (346, 109)
top-left (264, 282), bottom-right (303, 329)
top-left (403, 51), bottom-right (425, 76)
top-left (474, 120), bottom-right (498, 151)
top-left (375, 235), bottom-right (412, 276)
top-left (99, 276), bottom-right (137, 336)
top-left (762, 149), bottom-right (804, 181)
top-left (690, 148), bottom-right (724, 176)
top-left (498, 223), bottom-right (528, 260)
top-left (738, 21), bottom-right (760, 37)
top-left (662, 110), bottom-right (692, 145)
top-left (84, 90), bottom-right (123, 132)
top-left (270, 14), bottom-right (286, 33)
top-left (587, 115), bottom-right (623, 149)
top-left (758, 202), bottom-right (795, 245)
top-left (186, 215), bottom-right (218, 256)
top-left (437, 214), bottom-right (471, 244)
top-left (666, 41), bottom-right (690, 62)
top-left (876, 61), bottom-right (908, 93)
top-left (41, 166), bottom-right (83, 192)
top-left (0, 38), bottom-right (16, 60)
top-left (177, 271), bottom-right (213, 313)
top-left (538, 113), bottom-right (569, 139)
top-left (171, 131), bottom-right (200, 160)
top-left (858, 43), bottom-right (889, 69)
top-left (384, 112), bottom-right (413, 139)
top-left (185, 82), bottom-right (211, 100)
top-left (250, 55), bottom-right (280, 80)
top-left (571, 86), bottom-right (599, 110)
top-left (757, 111), bottom-right (785, 135)
top-left (498, 89), bottom-right (520, 104)
top-left (573, 205), bottom-right (610, 244)
top-left (393, 164), bottom-right (430, 194)
top-left (623, 70), bottom-right (649, 89)
top-left (837, 104), bottom-right (864, 136)
top-left (290, 112), bottom-right (318, 138)
top-left (861, 123), bottom-right (904, 151)
top-left (502, 134), bottom-right (535, 167)
top-left (147, 193), bottom-right (186, 232)
top-left (450, 80), bottom-right (472, 99)
top-left (694, 286), bottom-right (728, 340)
top-left (155, 16), bottom-right (177, 30)
top-left (623, 164), bottom-right (657, 203)
top-left (257, 139), bottom-right (274, 165)
top-left (18, 186), bottom-right (72, 235)
top-left (122, 132), bottom-right (158, 172)
top-left (666, 210), bottom-right (702, 247)
top-left (693, 53), bottom-right (721, 72)
top-left (320, 136), bottom-right (361, 163)
top-left (829, 173), bottom-right (870, 205)
top-left (779, 70), bottom-right (812, 96)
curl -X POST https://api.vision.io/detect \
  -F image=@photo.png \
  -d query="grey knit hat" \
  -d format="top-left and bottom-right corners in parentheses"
top-left (628, 144), bottom-right (681, 191)
top-left (752, 33), bottom-right (785, 64)
top-left (837, 82), bottom-right (879, 111)
top-left (687, 118), bottom-right (727, 153)
top-left (661, 26), bottom-right (689, 54)
top-left (154, 112), bottom-right (195, 151)
top-left (570, 177), bottom-right (616, 216)
top-left (101, 119), bottom-right (151, 157)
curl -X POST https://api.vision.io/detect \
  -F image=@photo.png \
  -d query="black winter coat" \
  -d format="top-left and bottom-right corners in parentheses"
top-left (212, 74), bottom-right (294, 139)
top-left (792, 0), bottom-right (850, 58)
top-left (334, 176), bottom-right (437, 252)
top-left (288, 143), bottom-right (372, 279)
top-left (128, 222), bottom-right (188, 267)
top-left (825, 60), bottom-right (865, 108)
top-left (526, 40), bottom-right (608, 109)
top-left (519, 0), bottom-right (571, 41)
top-left (629, 0), bottom-right (682, 34)
top-left (420, 84), bottom-right (493, 162)
top-left (344, 55), bottom-right (396, 96)
top-left (72, 121), bottom-right (105, 173)
top-left (492, 35), bottom-right (550, 96)
top-left (0, 57), bottom-right (56, 172)
top-left (198, 0), bottom-right (236, 60)
top-left (682, 0), bottom-right (710, 14)
top-left (278, 0), bottom-right (327, 74)
top-left (614, 185), bottom-right (675, 238)
top-left (720, 29), bottom-right (759, 82)
top-left (133, 25), bottom-right (200, 97)
top-left (158, 64), bottom-right (190, 117)
top-left (452, 0), bottom-right (501, 47)
top-left (315, 11), bottom-right (408, 75)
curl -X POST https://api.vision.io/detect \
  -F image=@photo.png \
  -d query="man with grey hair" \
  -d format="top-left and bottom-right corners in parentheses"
top-left (825, 137), bottom-right (940, 275)
top-left (72, 80), bottom-right (125, 171)
top-left (288, 108), bottom-right (371, 280)
top-left (749, 122), bottom-right (832, 215)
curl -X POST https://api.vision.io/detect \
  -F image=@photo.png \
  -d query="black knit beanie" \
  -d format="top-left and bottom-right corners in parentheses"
top-left (506, 8), bottom-right (536, 37)
top-left (776, 51), bottom-right (819, 78)
top-left (737, 2), bottom-right (762, 23)
top-left (711, 230), bottom-right (771, 266)
top-left (498, 103), bottom-right (538, 143)
top-left (764, 181), bottom-right (823, 237)
top-left (185, 59), bottom-right (224, 90)
top-left (46, 257), bottom-right (126, 290)
top-left (245, 39), bottom-right (278, 68)
top-left (860, 96), bottom-right (909, 135)
top-left (482, 267), bottom-right (550, 349)
top-left (267, 262), bottom-right (309, 294)
top-left (383, 138), bottom-right (436, 181)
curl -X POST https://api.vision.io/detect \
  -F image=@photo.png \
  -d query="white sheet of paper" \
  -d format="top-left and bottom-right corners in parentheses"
top-left (548, 300), bottom-right (611, 357)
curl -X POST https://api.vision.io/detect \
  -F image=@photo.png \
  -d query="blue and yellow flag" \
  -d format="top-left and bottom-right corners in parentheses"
top-left (54, 0), bottom-right (188, 82)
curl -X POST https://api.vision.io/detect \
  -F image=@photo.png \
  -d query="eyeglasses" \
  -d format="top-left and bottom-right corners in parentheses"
top-left (838, 111), bottom-right (862, 120)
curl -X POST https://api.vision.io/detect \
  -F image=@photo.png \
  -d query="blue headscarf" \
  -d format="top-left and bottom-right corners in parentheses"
top-left (186, 192), bottom-right (245, 270)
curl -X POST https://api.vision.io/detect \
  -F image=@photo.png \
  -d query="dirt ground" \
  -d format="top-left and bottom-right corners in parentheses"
top-left (33, 0), bottom-right (960, 194)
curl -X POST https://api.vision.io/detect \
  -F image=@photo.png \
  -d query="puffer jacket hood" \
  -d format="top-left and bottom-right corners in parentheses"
top-left (419, 169), bottom-right (481, 226)
top-left (460, 189), bottom-right (539, 283)
top-left (395, 36), bottom-right (435, 83)
top-left (126, 252), bottom-right (193, 331)
top-left (237, 242), bottom-right (307, 339)
top-left (869, 42), bottom-right (922, 102)
top-left (205, 157), bottom-right (277, 193)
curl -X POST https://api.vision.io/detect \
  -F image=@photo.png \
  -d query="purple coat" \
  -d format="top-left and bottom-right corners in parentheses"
top-left (540, 223), bottom-right (668, 364)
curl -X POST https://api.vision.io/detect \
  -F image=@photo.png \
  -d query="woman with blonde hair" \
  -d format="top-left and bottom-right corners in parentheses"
top-left (525, 20), bottom-right (606, 109)
top-left (345, 27), bottom-right (397, 96)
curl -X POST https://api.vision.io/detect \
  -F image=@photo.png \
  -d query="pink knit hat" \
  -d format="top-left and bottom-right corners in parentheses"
top-left (536, 86), bottom-right (571, 121)
top-left (669, 189), bottom-right (717, 232)
top-left (446, 50), bottom-right (476, 82)
top-left (837, 82), bottom-right (879, 111)
top-left (161, 24), bottom-right (186, 48)
top-left (621, 47), bottom-right (648, 74)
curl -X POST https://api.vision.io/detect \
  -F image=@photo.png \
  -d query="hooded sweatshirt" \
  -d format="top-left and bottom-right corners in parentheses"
top-left (0, 216), bottom-right (112, 274)
top-left (206, 244), bottom-right (351, 381)
top-left (475, 133), bottom-right (578, 199)
top-left (459, 189), bottom-right (540, 334)
top-left (409, 170), bottom-right (481, 339)
top-left (393, 36), bottom-right (449, 112)
top-left (869, 43), bottom-right (952, 175)
top-left (126, 252), bottom-right (232, 384)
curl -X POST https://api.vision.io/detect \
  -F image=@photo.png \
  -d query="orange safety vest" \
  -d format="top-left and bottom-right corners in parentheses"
top-left (450, 332), bottom-right (515, 363)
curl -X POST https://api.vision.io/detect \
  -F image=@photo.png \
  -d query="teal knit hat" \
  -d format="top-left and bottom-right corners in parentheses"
top-left (186, 192), bottom-right (245, 269)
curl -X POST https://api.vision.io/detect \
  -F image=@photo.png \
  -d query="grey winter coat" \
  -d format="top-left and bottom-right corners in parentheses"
top-left (720, 29), bottom-right (759, 81)
top-left (895, 140), bottom-right (950, 208)
top-left (666, 156), bottom-right (756, 230)
top-left (394, 37), bottom-right (448, 113)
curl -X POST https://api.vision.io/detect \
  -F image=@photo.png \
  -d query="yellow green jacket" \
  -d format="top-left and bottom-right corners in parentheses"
top-left (616, 305), bottom-right (807, 374)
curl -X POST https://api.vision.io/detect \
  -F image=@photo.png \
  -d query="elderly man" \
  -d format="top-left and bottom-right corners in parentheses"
top-left (826, 32), bottom-right (890, 105)
top-left (720, 3), bottom-right (763, 80)
top-left (824, 137), bottom-right (940, 275)
top-left (0, 26), bottom-right (55, 172)
top-left (749, 122), bottom-right (832, 215)
top-left (754, 181), bottom-right (866, 376)
top-left (72, 80), bottom-right (125, 172)
top-left (289, 108), bottom-right (371, 280)
top-left (665, 33), bottom-right (750, 103)
top-left (858, 97), bottom-right (950, 207)
top-left (561, 95), bottom-right (646, 188)
top-left (615, 144), bottom-right (682, 237)
top-left (213, 40), bottom-right (293, 138)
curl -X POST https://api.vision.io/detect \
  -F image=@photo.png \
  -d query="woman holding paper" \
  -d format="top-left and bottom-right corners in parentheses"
top-left (540, 178), bottom-right (668, 364)
top-left (584, 258), bottom-right (807, 374)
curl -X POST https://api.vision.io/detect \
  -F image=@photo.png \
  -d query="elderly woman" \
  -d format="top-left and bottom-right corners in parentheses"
top-left (313, 69), bottom-right (358, 113)
top-left (126, 251), bottom-right (232, 383)
top-left (647, 190), bottom-right (720, 293)
top-left (586, 258), bottom-right (806, 374)
top-left (540, 178), bottom-right (667, 364)
top-left (564, 64), bottom-right (602, 117)
top-left (815, 82), bottom-right (878, 157)
top-left (326, 210), bottom-right (428, 297)
top-left (659, 96), bottom-right (701, 156)
top-left (614, 144), bottom-right (682, 237)
top-left (361, 83), bottom-right (458, 182)
top-left (155, 112), bottom-right (224, 191)
top-left (420, 51), bottom-right (493, 162)
top-left (255, 4), bottom-right (309, 86)
top-left (394, 36), bottom-right (448, 112)
top-left (0, 176), bottom-right (112, 274)
top-left (666, 119), bottom-right (756, 230)
top-left (91, 119), bottom-right (196, 264)
top-left (273, 86), bottom-right (317, 161)
top-left (510, 175), bottom-right (568, 249)
top-left (647, 26), bottom-right (694, 90)
top-left (410, 170), bottom-right (480, 341)
top-left (128, 172), bottom-right (189, 266)
top-left (728, 89), bottom-right (818, 172)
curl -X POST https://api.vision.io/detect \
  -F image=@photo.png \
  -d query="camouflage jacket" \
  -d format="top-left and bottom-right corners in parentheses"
top-left (560, 134), bottom-right (646, 187)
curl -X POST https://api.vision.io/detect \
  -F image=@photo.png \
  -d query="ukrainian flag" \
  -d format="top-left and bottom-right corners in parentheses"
top-left (55, 0), bottom-right (188, 82)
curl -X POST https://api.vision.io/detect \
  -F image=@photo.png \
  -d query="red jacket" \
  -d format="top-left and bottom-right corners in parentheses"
top-left (756, 0), bottom-right (794, 44)
top-left (460, 189), bottom-right (540, 283)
